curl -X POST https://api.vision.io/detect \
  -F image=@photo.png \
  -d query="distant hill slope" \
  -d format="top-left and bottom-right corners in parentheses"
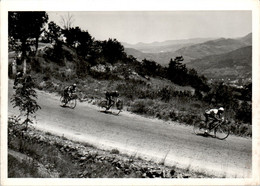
top-left (173, 35), bottom-right (251, 62)
top-left (124, 48), bottom-right (177, 65)
top-left (124, 33), bottom-right (252, 66)
top-left (122, 37), bottom-right (215, 53)
top-left (186, 46), bottom-right (252, 79)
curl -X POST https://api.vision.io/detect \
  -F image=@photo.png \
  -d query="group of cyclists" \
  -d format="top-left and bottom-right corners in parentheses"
top-left (61, 83), bottom-right (119, 109)
top-left (13, 71), bottom-right (225, 134)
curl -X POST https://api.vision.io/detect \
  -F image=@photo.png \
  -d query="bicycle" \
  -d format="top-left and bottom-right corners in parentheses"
top-left (60, 93), bottom-right (77, 109)
top-left (193, 119), bottom-right (230, 140)
top-left (99, 98), bottom-right (123, 115)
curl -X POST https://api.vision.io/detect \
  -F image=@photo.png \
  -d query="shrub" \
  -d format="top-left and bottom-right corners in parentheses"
top-left (235, 101), bottom-right (252, 123)
top-left (111, 149), bottom-right (120, 154)
top-left (130, 100), bottom-right (149, 114)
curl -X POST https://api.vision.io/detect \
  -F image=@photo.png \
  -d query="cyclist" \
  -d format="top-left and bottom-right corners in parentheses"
top-left (105, 90), bottom-right (119, 110)
top-left (63, 83), bottom-right (77, 105)
top-left (204, 107), bottom-right (225, 134)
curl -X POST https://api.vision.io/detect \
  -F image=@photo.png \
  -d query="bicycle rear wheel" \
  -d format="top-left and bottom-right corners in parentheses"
top-left (60, 96), bottom-right (66, 107)
top-left (99, 100), bottom-right (108, 110)
top-left (68, 99), bottom-right (77, 109)
top-left (214, 124), bottom-right (230, 140)
top-left (193, 121), bottom-right (206, 135)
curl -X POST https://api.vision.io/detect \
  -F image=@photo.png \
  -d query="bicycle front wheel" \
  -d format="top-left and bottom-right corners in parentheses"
top-left (214, 124), bottom-right (230, 140)
top-left (193, 121), bottom-right (206, 135)
top-left (68, 99), bottom-right (77, 109)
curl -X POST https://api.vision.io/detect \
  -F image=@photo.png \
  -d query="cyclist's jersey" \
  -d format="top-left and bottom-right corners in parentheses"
top-left (64, 85), bottom-right (76, 95)
top-left (205, 109), bottom-right (223, 121)
top-left (205, 109), bottom-right (218, 115)
top-left (105, 91), bottom-right (119, 99)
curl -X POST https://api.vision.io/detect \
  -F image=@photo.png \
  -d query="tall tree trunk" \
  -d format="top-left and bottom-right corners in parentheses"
top-left (23, 59), bottom-right (27, 74)
top-left (12, 59), bottom-right (17, 76)
top-left (35, 36), bottom-right (39, 55)
top-left (21, 38), bottom-right (27, 74)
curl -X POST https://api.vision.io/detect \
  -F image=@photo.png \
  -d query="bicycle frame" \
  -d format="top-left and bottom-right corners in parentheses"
top-left (209, 120), bottom-right (223, 131)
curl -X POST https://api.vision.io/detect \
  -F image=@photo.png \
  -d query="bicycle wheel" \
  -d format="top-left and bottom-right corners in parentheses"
top-left (99, 100), bottom-right (108, 110)
top-left (115, 99), bottom-right (123, 115)
top-left (68, 99), bottom-right (77, 109)
top-left (193, 121), bottom-right (206, 135)
top-left (214, 124), bottom-right (230, 140)
top-left (60, 96), bottom-right (66, 107)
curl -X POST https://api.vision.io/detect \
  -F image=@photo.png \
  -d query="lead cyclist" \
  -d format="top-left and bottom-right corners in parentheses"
top-left (204, 107), bottom-right (225, 134)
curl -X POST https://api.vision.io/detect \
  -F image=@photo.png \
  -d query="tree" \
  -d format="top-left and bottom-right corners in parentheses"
top-left (101, 38), bottom-right (126, 64)
top-left (46, 21), bottom-right (62, 43)
top-left (167, 56), bottom-right (188, 85)
top-left (9, 12), bottom-right (48, 54)
top-left (76, 30), bottom-right (94, 59)
top-left (9, 12), bottom-right (48, 73)
top-left (11, 75), bottom-right (41, 130)
top-left (60, 12), bottom-right (74, 30)
top-left (141, 59), bottom-right (158, 76)
top-left (62, 26), bottom-right (82, 47)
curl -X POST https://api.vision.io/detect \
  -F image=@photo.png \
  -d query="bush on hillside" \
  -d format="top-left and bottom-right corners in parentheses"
top-left (235, 101), bottom-right (252, 123)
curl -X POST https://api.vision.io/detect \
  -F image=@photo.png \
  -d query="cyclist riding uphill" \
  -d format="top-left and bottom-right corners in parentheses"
top-left (105, 90), bottom-right (119, 109)
top-left (63, 83), bottom-right (77, 104)
top-left (204, 107), bottom-right (225, 134)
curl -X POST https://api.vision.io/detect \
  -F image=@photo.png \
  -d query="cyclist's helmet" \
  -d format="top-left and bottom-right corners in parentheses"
top-left (218, 107), bottom-right (224, 112)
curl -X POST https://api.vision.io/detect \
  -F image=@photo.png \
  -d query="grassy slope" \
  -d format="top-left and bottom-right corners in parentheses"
top-left (186, 46), bottom-right (252, 79)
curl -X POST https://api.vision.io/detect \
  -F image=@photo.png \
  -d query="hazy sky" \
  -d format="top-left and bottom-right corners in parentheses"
top-left (47, 11), bottom-right (251, 44)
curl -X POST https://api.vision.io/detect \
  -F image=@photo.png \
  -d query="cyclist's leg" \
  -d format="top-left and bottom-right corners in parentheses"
top-left (204, 114), bottom-right (209, 133)
top-left (105, 98), bottom-right (111, 110)
top-left (64, 91), bottom-right (69, 105)
top-left (111, 98), bottom-right (115, 106)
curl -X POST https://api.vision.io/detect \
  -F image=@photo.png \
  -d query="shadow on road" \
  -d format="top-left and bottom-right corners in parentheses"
top-left (195, 132), bottom-right (216, 139)
top-left (60, 105), bottom-right (75, 110)
top-left (99, 110), bottom-right (120, 116)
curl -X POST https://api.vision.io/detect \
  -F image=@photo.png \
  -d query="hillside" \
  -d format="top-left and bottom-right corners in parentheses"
top-left (186, 46), bottom-right (252, 79)
top-left (124, 33), bottom-right (252, 66)
top-left (174, 37), bottom-right (250, 62)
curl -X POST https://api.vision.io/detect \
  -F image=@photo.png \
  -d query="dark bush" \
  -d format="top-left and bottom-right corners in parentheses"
top-left (130, 100), bottom-right (148, 114)
top-left (236, 101), bottom-right (252, 123)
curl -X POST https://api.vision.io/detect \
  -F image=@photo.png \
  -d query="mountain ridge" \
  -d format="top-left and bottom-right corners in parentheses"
top-left (124, 33), bottom-right (252, 66)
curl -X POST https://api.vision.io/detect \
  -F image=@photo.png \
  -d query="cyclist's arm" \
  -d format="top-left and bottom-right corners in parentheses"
top-left (209, 113), bottom-right (221, 121)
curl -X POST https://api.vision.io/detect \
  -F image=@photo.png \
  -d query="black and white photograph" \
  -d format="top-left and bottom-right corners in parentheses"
top-left (1, 0), bottom-right (260, 185)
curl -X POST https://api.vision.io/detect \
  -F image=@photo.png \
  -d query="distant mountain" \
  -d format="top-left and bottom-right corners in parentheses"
top-left (124, 48), bottom-right (177, 65)
top-left (124, 33), bottom-right (252, 66)
top-left (186, 46), bottom-right (252, 79)
top-left (122, 37), bottom-right (216, 53)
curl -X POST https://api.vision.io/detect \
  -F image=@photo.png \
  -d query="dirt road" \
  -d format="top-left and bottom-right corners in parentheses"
top-left (8, 83), bottom-right (252, 178)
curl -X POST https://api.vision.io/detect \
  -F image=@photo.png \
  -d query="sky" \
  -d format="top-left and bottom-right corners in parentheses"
top-left (47, 11), bottom-right (251, 44)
